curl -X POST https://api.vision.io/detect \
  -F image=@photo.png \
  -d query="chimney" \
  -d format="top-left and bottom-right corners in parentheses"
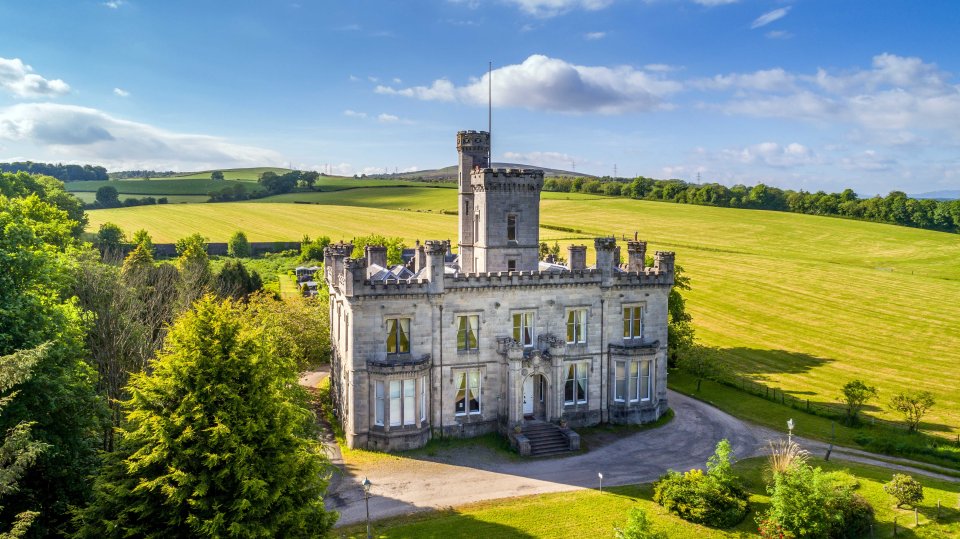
top-left (414, 241), bottom-right (426, 274)
top-left (594, 237), bottom-right (617, 273)
top-left (324, 242), bottom-right (353, 287)
top-left (365, 245), bottom-right (387, 269)
top-left (567, 245), bottom-right (587, 271)
top-left (654, 251), bottom-right (676, 284)
top-left (342, 257), bottom-right (365, 296)
top-left (626, 241), bottom-right (647, 273)
top-left (424, 240), bottom-right (447, 293)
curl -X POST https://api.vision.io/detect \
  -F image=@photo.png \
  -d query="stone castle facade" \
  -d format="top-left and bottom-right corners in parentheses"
top-left (325, 130), bottom-right (675, 452)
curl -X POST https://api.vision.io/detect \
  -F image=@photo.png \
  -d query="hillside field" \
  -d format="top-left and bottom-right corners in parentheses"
top-left (85, 194), bottom-right (960, 436)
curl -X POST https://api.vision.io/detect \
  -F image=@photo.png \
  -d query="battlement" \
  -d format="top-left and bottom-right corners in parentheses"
top-left (472, 167), bottom-right (545, 178)
top-left (457, 130), bottom-right (490, 150)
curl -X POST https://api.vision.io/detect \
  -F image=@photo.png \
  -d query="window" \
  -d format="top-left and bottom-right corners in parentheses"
top-left (566, 309), bottom-right (587, 344)
top-left (375, 381), bottom-right (384, 426)
top-left (345, 314), bottom-right (349, 352)
top-left (623, 306), bottom-right (643, 340)
top-left (512, 312), bottom-right (534, 347)
top-left (615, 360), bottom-right (653, 403)
top-left (389, 380), bottom-right (401, 426)
top-left (457, 315), bottom-right (479, 351)
top-left (420, 376), bottom-right (427, 422)
top-left (564, 362), bottom-right (588, 405)
top-left (386, 318), bottom-right (410, 354)
top-left (507, 214), bottom-right (517, 241)
top-left (615, 361), bottom-right (627, 402)
top-left (507, 259), bottom-right (517, 272)
top-left (455, 369), bottom-right (481, 415)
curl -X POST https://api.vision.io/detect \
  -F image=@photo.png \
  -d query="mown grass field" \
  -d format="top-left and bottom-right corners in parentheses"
top-left (333, 456), bottom-right (960, 538)
top-left (66, 178), bottom-right (264, 196)
top-left (85, 190), bottom-right (960, 436)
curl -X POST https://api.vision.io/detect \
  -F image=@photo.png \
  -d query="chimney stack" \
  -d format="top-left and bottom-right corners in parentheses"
top-left (567, 245), bottom-right (587, 271)
top-left (627, 241), bottom-right (647, 273)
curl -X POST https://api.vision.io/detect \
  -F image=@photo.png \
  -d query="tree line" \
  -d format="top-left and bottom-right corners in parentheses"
top-left (0, 170), bottom-right (337, 537)
top-left (0, 161), bottom-right (108, 182)
top-left (544, 176), bottom-right (960, 233)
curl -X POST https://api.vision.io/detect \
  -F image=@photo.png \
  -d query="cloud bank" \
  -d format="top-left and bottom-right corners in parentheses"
top-left (0, 57), bottom-right (70, 98)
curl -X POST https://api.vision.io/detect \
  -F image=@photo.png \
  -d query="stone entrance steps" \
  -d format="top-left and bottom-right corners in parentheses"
top-left (522, 421), bottom-right (575, 457)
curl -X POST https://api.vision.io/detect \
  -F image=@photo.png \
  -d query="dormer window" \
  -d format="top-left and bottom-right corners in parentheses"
top-left (507, 214), bottom-right (517, 242)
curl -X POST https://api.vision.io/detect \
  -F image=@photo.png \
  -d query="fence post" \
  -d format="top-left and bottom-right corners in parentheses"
top-left (937, 499), bottom-right (940, 520)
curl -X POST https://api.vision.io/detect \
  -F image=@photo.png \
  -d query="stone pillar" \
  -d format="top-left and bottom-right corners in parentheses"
top-left (343, 258), bottom-right (365, 297)
top-left (626, 241), bottom-right (647, 273)
top-left (653, 251), bottom-right (676, 285)
top-left (567, 245), bottom-right (587, 271)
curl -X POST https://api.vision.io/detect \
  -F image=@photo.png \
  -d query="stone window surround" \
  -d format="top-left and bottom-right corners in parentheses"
top-left (621, 301), bottom-right (647, 341)
top-left (383, 312), bottom-right (415, 357)
top-left (453, 367), bottom-right (484, 417)
top-left (565, 306), bottom-right (590, 345)
top-left (453, 311), bottom-right (484, 353)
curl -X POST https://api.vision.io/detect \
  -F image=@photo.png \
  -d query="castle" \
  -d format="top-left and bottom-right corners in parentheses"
top-left (324, 130), bottom-right (675, 454)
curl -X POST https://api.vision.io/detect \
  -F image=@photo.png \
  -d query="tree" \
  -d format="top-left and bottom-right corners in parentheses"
top-left (883, 474), bottom-right (924, 508)
top-left (678, 346), bottom-right (724, 392)
top-left (614, 507), bottom-right (667, 539)
top-left (214, 259), bottom-right (263, 300)
top-left (0, 192), bottom-right (104, 535)
top-left (95, 185), bottom-right (120, 207)
top-left (74, 297), bottom-right (339, 537)
top-left (0, 345), bottom-right (50, 539)
top-left (351, 234), bottom-right (406, 266)
top-left (300, 235), bottom-right (331, 263)
top-left (667, 264), bottom-right (695, 365)
top-left (131, 228), bottom-right (154, 253)
top-left (300, 171), bottom-right (319, 189)
top-left (888, 390), bottom-right (935, 432)
top-left (839, 380), bottom-right (877, 424)
top-left (97, 222), bottom-right (126, 255)
top-left (176, 233), bottom-right (211, 308)
top-left (210, 170), bottom-right (224, 181)
top-left (227, 230), bottom-right (251, 258)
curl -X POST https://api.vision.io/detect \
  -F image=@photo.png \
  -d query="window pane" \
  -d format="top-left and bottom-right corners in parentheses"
top-left (623, 308), bottom-right (630, 338)
top-left (468, 315), bottom-right (479, 349)
top-left (390, 380), bottom-right (401, 426)
top-left (387, 319), bottom-right (397, 354)
top-left (630, 362), bottom-right (639, 401)
top-left (577, 363), bottom-right (588, 403)
top-left (615, 362), bottom-right (626, 401)
top-left (641, 361), bottom-right (651, 400)
top-left (420, 376), bottom-right (427, 421)
top-left (566, 311), bottom-right (575, 343)
top-left (455, 373), bottom-right (466, 414)
top-left (513, 314), bottom-right (521, 342)
top-left (375, 381), bottom-right (384, 426)
top-left (457, 317), bottom-right (467, 350)
top-left (404, 379), bottom-right (415, 426)
top-left (633, 308), bottom-right (642, 339)
top-left (468, 370), bottom-right (480, 413)
top-left (564, 379), bottom-right (574, 404)
top-left (399, 318), bottom-right (410, 353)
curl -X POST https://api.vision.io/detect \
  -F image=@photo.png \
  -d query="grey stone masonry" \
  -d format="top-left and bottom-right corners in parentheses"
top-left (323, 129), bottom-right (675, 452)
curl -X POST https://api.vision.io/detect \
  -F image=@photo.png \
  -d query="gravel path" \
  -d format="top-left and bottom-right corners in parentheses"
top-left (298, 372), bottom-right (958, 528)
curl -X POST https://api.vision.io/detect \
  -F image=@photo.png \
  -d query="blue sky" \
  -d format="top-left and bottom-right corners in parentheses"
top-left (1, 0), bottom-right (958, 194)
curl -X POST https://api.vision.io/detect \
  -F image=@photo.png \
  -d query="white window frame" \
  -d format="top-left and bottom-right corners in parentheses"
top-left (614, 361), bottom-right (627, 402)
top-left (420, 376), bottom-right (427, 422)
top-left (386, 317), bottom-right (411, 355)
top-left (403, 378), bottom-right (415, 426)
top-left (566, 308), bottom-right (587, 344)
top-left (456, 314), bottom-right (480, 351)
top-left (564, 361), bottom-right (589, 405)
top-left (640, 360), bottom-right (652, 402)
top-left (512, 311), bottom-right (535, 348)
top-left (623, 305), bottom-right (643, 340)
top-left (455, 369), bottom-right (482, 416)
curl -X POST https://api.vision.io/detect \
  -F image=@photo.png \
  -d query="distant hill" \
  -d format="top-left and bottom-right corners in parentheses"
top-left (910, 190), bottom-right (960, 200)
top-left (382, 162), bottom-right (594, 181)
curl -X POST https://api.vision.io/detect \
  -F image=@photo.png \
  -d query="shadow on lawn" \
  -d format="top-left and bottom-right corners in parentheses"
top-left (715, 347), bottom-right (833, 377)
top-left (331, 510), bottom-right (538, 539)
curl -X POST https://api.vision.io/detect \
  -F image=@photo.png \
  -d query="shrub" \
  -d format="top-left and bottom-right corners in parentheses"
top-left (227, 230), bottom-right (251, 257)
top-left (653, 440), bottom-right (748, 528)
top-left (831, 493), bottom-right (874, 539)
top-left (883, 474), bottom-right (923, 508)
top-left (760, 465), bottom-right (874, 539)
top-left (614, 507), bottom-right (667, 539)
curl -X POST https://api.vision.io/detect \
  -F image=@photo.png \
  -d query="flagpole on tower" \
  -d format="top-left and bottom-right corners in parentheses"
top-left (488, 61), bottom-right (492, 168)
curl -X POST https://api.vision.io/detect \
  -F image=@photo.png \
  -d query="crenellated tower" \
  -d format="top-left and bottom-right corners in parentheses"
top-left (457, 130), bottom-right (490, 273)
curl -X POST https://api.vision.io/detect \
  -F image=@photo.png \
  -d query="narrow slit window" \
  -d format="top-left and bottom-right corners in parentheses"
top-left (507, 214), bottom-right (517, 241)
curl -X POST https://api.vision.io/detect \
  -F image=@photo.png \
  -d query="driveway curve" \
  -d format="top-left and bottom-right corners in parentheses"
top-left (327, 390), bottom-right (771, 526)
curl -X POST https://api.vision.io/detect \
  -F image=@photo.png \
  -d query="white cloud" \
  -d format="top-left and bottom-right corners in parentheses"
top-left (102, 0), bottom-right (125, 8)
top-left (502, 151), bottom-right (577, 170)
top-left (113, 87), bottom-right (130, 97)
top-left (377, 113), bottom-right (400, 123)
top-left (765, 30), bottom-right (792, 39)
top-left (0, 103), bottom-right (284, 170)
top-left (695, 68), bottom-right (796, 92)
top-left (0, 57), bottom-right (70, 98)
top-left (392, 77), bottom-right (402, 84)
top-left (839, 150), bottom-right (896, 172)
top-left (505, 0), bottom-right (614, 17)
top-left (584, 31), bottom-right (606, 40)
top-left (343, 109), bottom-right (367, 118)
top-left (751, 7), bottom-right (790, 29)
top-left (377, 55), bottom-right (682, 114)
top-left (349, 75), bottom-right (360, 82)
top-left (720, 142), bottom-right (818, 168)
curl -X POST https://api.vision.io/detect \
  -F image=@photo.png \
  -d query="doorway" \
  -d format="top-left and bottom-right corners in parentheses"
top-left (522, 374), bottom-right (547, 420)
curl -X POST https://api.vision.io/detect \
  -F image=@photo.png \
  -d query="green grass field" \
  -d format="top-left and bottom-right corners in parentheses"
top-left (66, 178), bottom-right (264, 196)
top-left (333, 457), bottom-right (960, 538)
top-left (84, 193), bottom-right (960, 437)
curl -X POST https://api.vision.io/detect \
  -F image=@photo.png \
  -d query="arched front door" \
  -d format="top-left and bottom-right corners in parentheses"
top-left (522, 374), bottom-right (547, 420)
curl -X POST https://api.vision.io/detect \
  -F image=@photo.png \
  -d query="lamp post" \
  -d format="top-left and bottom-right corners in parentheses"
top-left (787, 418), bottom-right (795, 445)
top-left (362, 477), bottom-right (372, 539)
top-left (598, 472), bottom-right (603, 494)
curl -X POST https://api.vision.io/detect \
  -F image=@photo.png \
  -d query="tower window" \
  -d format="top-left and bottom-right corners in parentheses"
top-left (507, 214), bottom-right (517, 241)
top-left (507, 260), bottom-right (517, 272)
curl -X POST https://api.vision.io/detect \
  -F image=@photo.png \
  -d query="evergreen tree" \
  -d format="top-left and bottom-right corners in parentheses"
top-left (74, 297), bottom-right (338, 537)
top-left (227, 230), bottom-right (251, 258)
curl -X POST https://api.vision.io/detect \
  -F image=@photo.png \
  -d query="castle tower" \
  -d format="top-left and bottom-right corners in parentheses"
top-left (457, 131), bottom-right (490, 273)
top-left (471, 166), bottom-right (544, 273)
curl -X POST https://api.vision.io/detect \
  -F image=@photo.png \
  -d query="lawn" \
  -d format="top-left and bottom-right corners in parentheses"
top-left (84, 194), bottom-right (960, 438)
top-left (332, 456), bottom-right (960, 538)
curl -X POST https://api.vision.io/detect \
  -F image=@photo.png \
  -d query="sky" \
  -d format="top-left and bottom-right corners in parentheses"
top-left (1, 1), bottom-right (959, 195)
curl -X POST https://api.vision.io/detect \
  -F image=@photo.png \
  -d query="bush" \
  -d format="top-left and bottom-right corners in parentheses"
top-left (883, 474), bottom-right (923, 508)
top-left (760, 465), bottom-right (874, 539)
top-left (831, 493), bottom-right (874, 539)
top-left (653, 440), bottom-right (748, 528)
top-left (227, 230), bottom-right (251, 257)
top-left (614, 507), bottom-right (667, 539)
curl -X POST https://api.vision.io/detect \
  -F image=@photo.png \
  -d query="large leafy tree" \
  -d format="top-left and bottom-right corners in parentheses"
top-left (75, 297), bottom-right (338, 537)
top-left (0, 188), bottom-right (104, 535)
